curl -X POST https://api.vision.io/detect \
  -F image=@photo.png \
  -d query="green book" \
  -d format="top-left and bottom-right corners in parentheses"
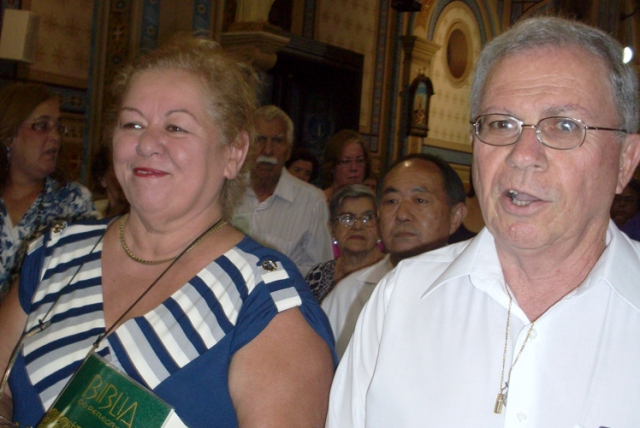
top-left (37, 353), bottom-right (187, 428)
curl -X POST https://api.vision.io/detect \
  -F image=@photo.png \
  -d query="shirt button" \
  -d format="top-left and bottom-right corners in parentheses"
top-left (529, 328), bottom-right (537, 339)
top-left (517, 411), bottom-right (527, 423)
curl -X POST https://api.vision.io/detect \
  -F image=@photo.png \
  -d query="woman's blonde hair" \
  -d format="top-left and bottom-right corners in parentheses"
top-left (110, 35), bottom-right (259, 217)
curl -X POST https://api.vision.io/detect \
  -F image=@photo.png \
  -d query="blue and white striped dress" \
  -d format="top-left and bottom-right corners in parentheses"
top-left (9, 219), bottom-right (335, 428)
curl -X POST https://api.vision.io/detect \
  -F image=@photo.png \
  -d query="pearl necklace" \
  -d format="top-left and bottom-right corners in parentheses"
top-left (118, 213), bottom-right (227, 265)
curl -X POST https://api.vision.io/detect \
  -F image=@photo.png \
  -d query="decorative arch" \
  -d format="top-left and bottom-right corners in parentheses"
top-left (426, 0), bottom-right (498, 45)
top-left (517, 0), bottom-right (554, 21)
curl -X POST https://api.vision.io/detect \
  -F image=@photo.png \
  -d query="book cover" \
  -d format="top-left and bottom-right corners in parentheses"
top-left (37, 353), bottom-right (187, 428)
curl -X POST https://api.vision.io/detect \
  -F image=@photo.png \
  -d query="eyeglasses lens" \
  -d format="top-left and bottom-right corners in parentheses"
top-left (474, 115), bottom-right (585, 150)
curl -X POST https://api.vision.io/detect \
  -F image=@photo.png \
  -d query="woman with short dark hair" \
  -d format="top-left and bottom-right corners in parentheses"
top-left (0, 83), bottom-right (97, 299)
top-left (321, 130), bottom-right (371, 201)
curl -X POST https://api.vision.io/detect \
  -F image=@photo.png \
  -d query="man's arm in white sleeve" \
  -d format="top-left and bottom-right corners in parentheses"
top-left (325, 269), bottom-right (396, 428)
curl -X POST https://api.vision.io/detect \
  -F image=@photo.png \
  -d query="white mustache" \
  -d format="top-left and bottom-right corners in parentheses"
top-left (256, 156), bottom-right (278, 165)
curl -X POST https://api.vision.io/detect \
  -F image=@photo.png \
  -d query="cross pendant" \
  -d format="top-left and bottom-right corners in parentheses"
top-left (494, 393), bottom-right (505, 414)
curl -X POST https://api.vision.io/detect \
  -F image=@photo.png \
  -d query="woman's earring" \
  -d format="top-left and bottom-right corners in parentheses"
top-left (332, 238), bottom-right (338, 245)
top-left (376, 238), bottom-right (382, 244)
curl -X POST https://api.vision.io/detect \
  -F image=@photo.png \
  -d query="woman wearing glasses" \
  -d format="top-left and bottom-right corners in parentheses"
top-left (321, 130), bottom-right (371, 202)
top-left (0, 83), bottom-right (97, 299)
top-left (306, 184), bottom-right (384, 302)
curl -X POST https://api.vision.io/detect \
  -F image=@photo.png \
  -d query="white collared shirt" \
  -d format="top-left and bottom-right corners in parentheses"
top-left (322, 255), bottom-right (393, 359)
top-left (327, 222), bottom-right (640, 428)
top-left (232, 168), bottom-right (333, 276)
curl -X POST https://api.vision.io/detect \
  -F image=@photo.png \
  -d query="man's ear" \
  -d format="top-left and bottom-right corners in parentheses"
top-left (448, 202), bottom-right (468, 235)
top-left (617, 133), bottom-right (640, 193)
top-left (224, 130), bottom-right (250, 180)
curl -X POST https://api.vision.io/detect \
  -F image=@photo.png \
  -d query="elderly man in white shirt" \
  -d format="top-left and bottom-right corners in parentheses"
top-left (322, 153), bottom-right (467, 358)
top-left (232, 106), bottom-right (332, 276)
top-left (327, 17), bottom-right (640, 428)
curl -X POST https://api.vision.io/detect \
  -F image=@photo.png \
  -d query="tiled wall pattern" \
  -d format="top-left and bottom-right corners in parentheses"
top-left (315, 0), bottom-right (379, 130)
top-left (29, 0), bottom-right (94, 83)
top-left (417, 3), bottom-right (480, 148)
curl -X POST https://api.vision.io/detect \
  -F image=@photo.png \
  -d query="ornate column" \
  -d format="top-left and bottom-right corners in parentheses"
top-left (400, 35), bottom-right (440, 89)
top-left (220, 22), bottom-right (290, 71)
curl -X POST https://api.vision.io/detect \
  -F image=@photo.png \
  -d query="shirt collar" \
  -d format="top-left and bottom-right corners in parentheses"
top-left (421, 228), bottom-right (501, 297)
top-left (595, 220), bottom-right (640, 311)
top-left (271, 168), bottom-right (296, 203)
top-left (41, 177), bottom-right (59, 202)
top-left (421, 222), bottom-right (640, 312)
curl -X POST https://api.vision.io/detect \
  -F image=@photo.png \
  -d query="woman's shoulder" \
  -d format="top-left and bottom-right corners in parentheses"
top-left (28, 218), bottom-right (109, 255)
top-left (225, 235), bottom-right (305, 283)
top-left (306, 259), bottom-right (336, 279)
top-left (43, 179), bottom-right (99, 218)
top-left (45, 178), bottom-right (91, 197)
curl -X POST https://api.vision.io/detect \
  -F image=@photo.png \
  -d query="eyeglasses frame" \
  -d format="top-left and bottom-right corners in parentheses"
top-left (470, 114), bottom-right (627, 150)
top-left (20, 120), bottom-right (68, 137)
top-left (333, 212), bottom-right (377, 228)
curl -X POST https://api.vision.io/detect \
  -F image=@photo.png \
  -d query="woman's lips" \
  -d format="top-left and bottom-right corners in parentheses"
top-left (42, 147), bottom-right (59, 158)
top-left (133, 167), bottom-right (168, 178)
top-left (347, 234), bottom-right (366, 241)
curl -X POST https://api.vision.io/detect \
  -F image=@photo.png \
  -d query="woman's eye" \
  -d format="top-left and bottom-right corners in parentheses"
top-left (121, 122), bottom-right (142, 130)
top-left (32, 121), bottom-right (49, 131)
top-left (166, 125), bottom-right (186, 133)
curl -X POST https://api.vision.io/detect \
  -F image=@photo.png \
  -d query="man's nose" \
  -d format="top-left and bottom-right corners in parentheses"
top-left (505, 126), bottom-right (549, 172)
top-left (261, 138), bottom-right (275, 155)
top-left (395, 200), bottom-right (413, 222)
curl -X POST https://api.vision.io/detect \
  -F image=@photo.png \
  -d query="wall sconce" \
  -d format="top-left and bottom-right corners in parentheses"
top-left (0, 9), bottom-right (40, 63)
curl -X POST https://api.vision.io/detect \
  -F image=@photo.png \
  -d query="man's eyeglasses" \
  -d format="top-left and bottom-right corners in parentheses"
top-left (21, 120), bottom-right (68, 136)
top-left (471, 114), bottom-right (627, 150)
top-left (334, 212), bottom-right (376, 228)
top-left (337, 157), bottom-right (366, 167)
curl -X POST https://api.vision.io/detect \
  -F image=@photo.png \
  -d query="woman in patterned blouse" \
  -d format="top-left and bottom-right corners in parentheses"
top-left (0, 83), bottom-right (97, 299)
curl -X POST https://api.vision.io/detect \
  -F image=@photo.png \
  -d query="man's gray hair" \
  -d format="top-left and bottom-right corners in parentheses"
top-left (254, 105), bottom-right (295, 146)
top-left (470, 16), bottom-right (639, 133)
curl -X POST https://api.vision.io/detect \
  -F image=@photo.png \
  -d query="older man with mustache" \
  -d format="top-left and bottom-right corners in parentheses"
top-left (232, 105), bottom-right (332, 275)
top-left (321, 153), bottom-right (467, 357)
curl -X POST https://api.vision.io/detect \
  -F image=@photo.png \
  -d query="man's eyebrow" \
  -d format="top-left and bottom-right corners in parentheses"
top-left (32, 114), bottom-right (54, 120)
top-left (382, 186), bottom-right (399, 195)
top-left (409, 186), bottom-right (428, 193)
top-left (382, 185), bottom-right (429, 195)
